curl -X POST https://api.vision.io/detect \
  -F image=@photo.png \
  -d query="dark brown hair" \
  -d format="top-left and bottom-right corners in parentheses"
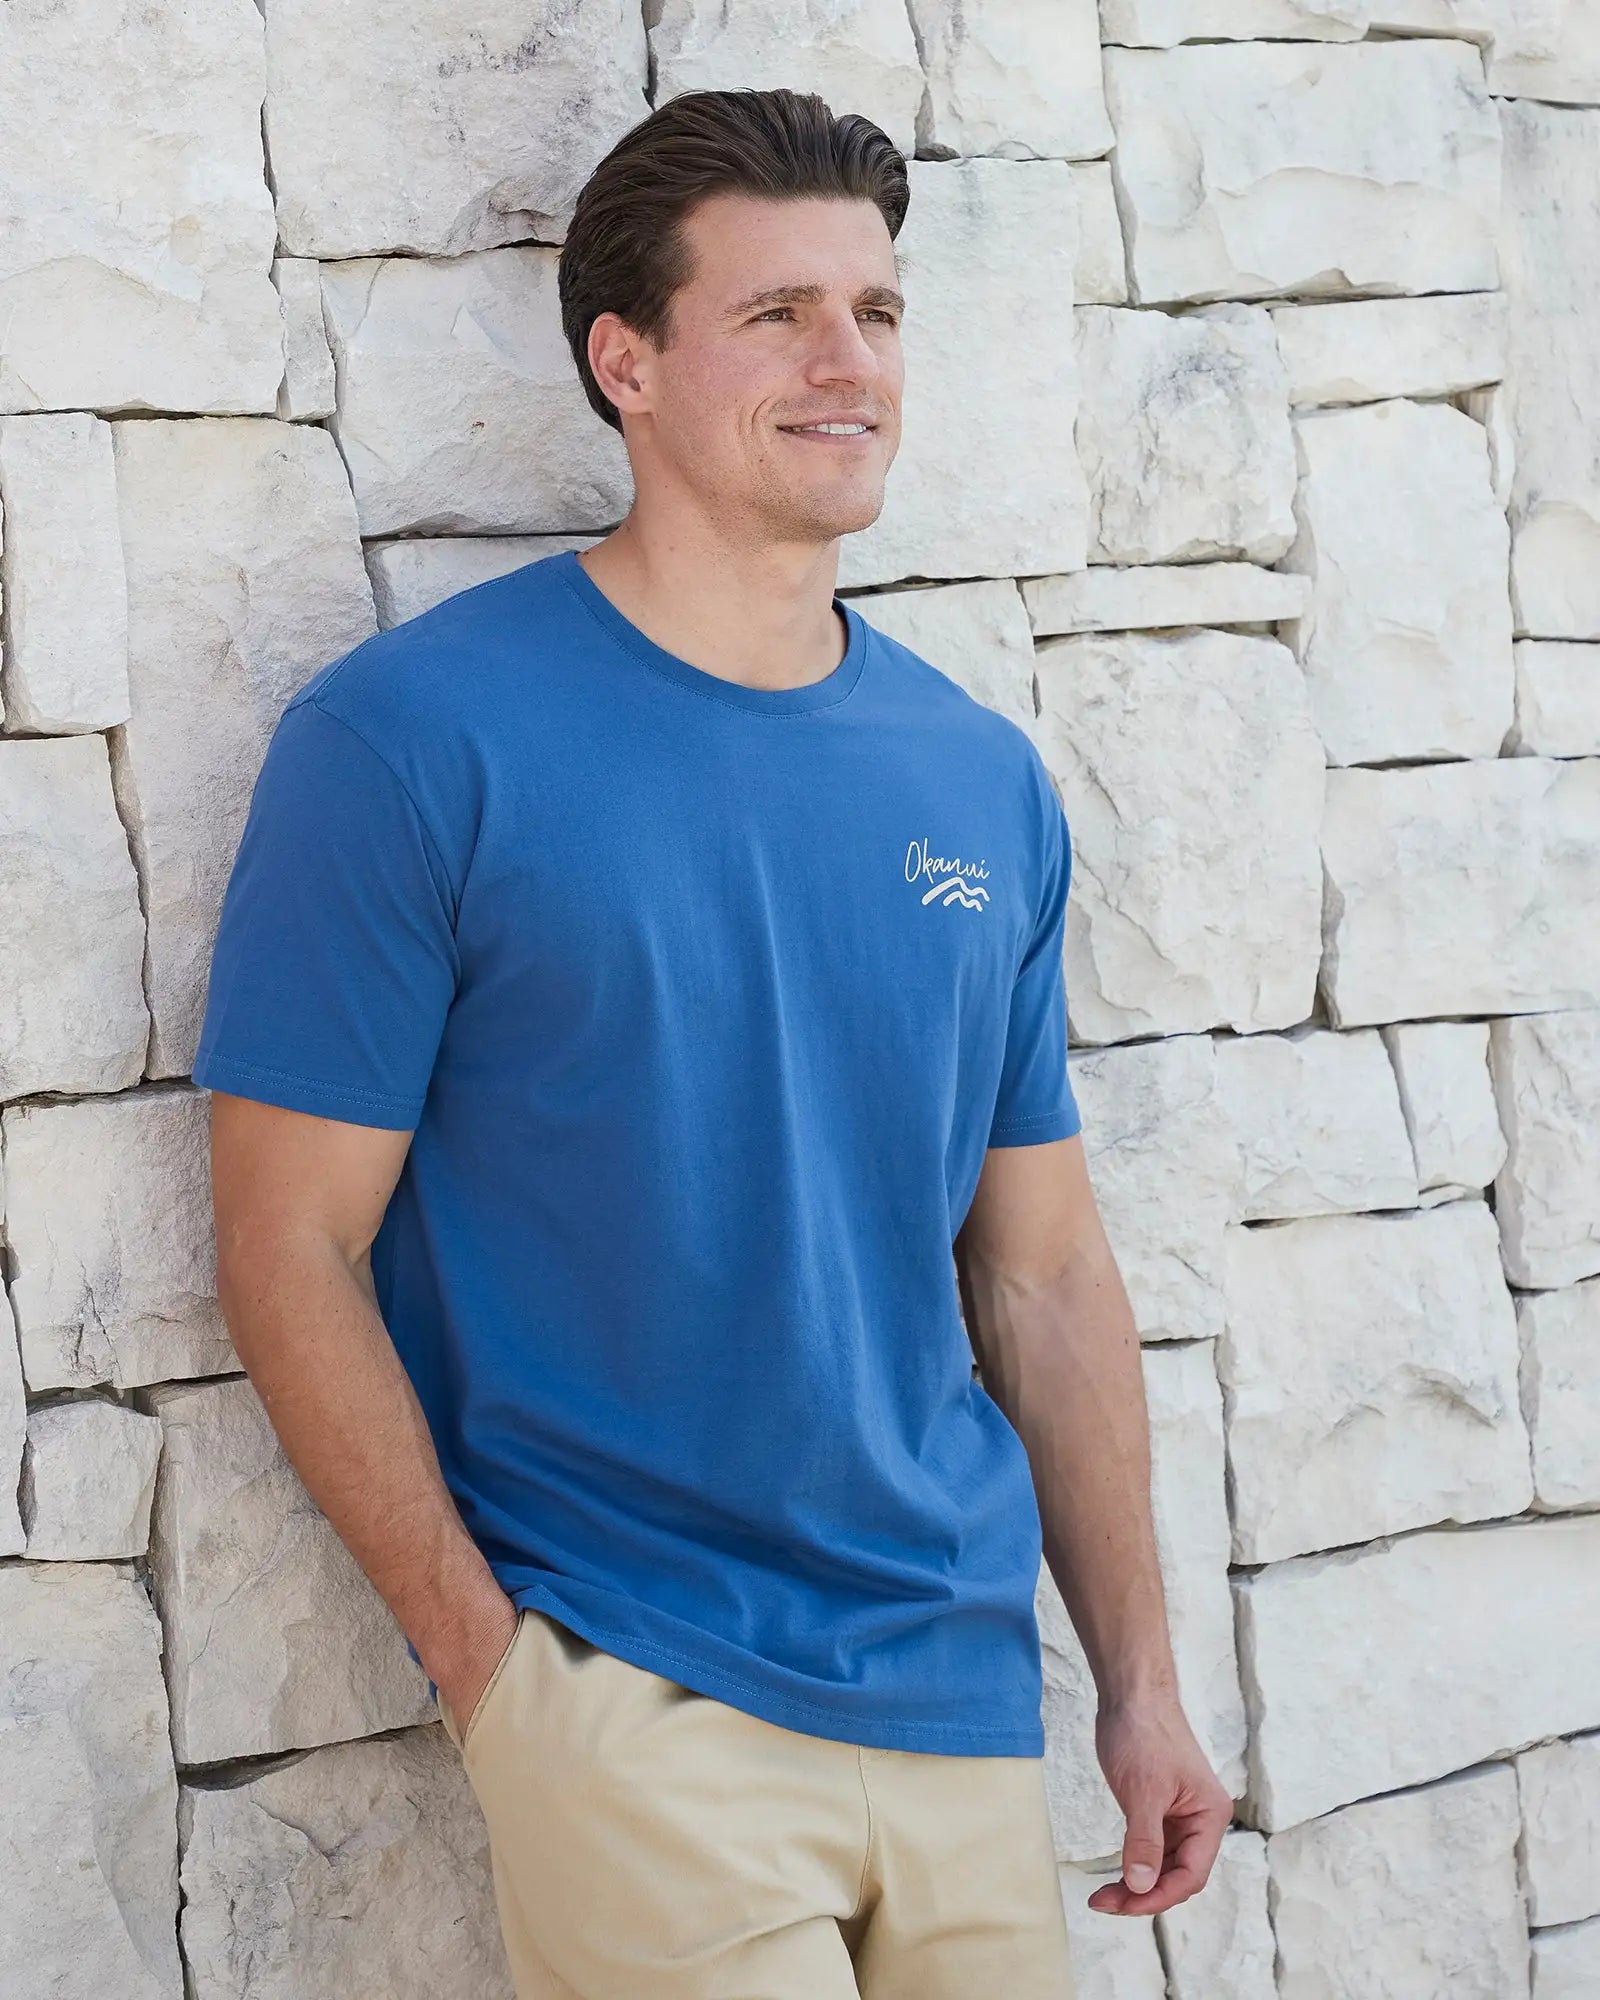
top-left (558, 88), bottom-right (910, 434)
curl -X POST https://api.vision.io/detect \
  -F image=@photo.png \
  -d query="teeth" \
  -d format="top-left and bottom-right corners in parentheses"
top-left (787, 422), bottom-right (868, 434)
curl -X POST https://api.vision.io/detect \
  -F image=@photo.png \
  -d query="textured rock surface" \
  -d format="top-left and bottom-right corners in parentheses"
top-left (909, 0), bottom-right (1112, 161)
top-left (1489, 1008), bottom-right (1600, 1287)
top-left (0, 733), bottom-right (147, 1099)
top-left (1156, 1828), bottom-right (1277, 2000)
top-left (20, 1399), bottom-right (164, 1559)
top-left (1236, 1514), bottom-right (1600, 1828)
top-left (366, 533), bottom-right (597, 629)
top-left (266, 0), bottom-right (649, 259)
top-left (142, 1376), bottom-right (436, 1765)
top-left (1059, 1865), bottom-right (1168, 1989)
top-left (1071, 161), bottom-right (1129, 304)
top-left (1074, 303), bottom-right (1297, 565)
top-left (1516, 1731), bottom-right (1600, 1927)
top-left (1519, 1281), bottom-right (1600, 1511)
top-left (852, 578), bottom-right (1036, 732)
top-left (1280, 399), bottom-right (1514, 765)
top-left (0, 0), bottom-right (281, 415)
top-left (650, 0), bottom-right (922, 157)
top-left (322, 248), bottom-right (635, 536)
top-left (1381, 1019), bottom-right (1508, 1205)
top-left (1270, 1764), bottom-right (1529, 2000)
top-left (838, 160), bottom-right (1087, 586)
top-left (1213, 1023), bottom-right (1419, 1221)
top-left (1103, 0), bottom-right (1495, 39)
top-left (0, 413), bottom-right (130, 731)
top-left (1040, 1340), bottom-right (1245, 1857)
top-left (1102, 40), bottom-right (1501, 305)
top-left (1321, 758), bottom-right (1600, 1025)
top-left (1508, 640), bottom-right (1600, 756)
top-left (1484, 0), bottom-right (1600, 103)
top-left (1023, 561), bottom-right (1307, 636)
top-left (1499, 102), bottom-right (1600, 639)
top-left (1, 1298), bottom-right (21, 1556)
top-left (0, 1563), bottom-right (180, 1999)
top-left (1268, 290), bottom-right (1507, 406)
top-left (4, 1087), bottom-right (233, 1393)
top-left (1532, 1918), bottom-right (1600, 1997)
top-left (178, 1728), bottom-right (512, 1998)
top-left (110, 418), bottom-right (376, 1077)
top-left (1036, 628), bottom-right (1326, 1042)
top-left (1067, 1036), bottom-right (1245, 1345)
top-left (271, 258), bottom-right (335, 422)
top-left (1219, 1201), bottom-right (1531, 1561)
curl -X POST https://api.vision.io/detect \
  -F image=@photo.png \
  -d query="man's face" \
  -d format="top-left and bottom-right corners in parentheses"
top-left (624, 191), bottom-right (904, 545)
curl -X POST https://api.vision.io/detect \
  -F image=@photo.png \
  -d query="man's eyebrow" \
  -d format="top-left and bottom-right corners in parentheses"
top-left (723, 281), bottom-right (906, 318)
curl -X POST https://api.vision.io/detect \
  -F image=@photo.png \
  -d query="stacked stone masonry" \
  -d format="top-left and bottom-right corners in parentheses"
top-left (1, 2), bottom-right (1597, 1993)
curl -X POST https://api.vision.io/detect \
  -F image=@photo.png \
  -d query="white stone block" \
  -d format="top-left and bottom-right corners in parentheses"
top-left (0, 1563), bottom-right (180, 1998)
top-left (1484, 0), bottom-right (1600, 104)
top-left (650, 0), bottom-right (922, 158)
top-left (266, 0), bottom-right (650, 258)
top-left (143, 1376), bottom-right (435, 1764)
top-left (0, 734), bottom-right (147, 1099)
top-left (1023, 562), bottom-right (1307, 636)
top-left (0, 0), bottom-right (281, 415)
top-left (1071, 162), bottom-right (1129, 305)
top-left (1102, 41), bottom-right (1501, 306)
top-left (179, 1729), bottom-right (512, 1997)
top-left (1519, 1281), bottom-right (1600, 1511)
top-left (1531, 1916), bottom-right (1600, 1998)
top-left (1321, 759), bottom-right (1600, 1027)
top-left (110, 418), bottom-right (376, 1078)
top-left (0, 1310), bottom-right (21, 1557)
top-left (1500, 102), bottom-right (1600, 639)
top-left (839, 161), bottom-right (1089, 586)
top-left (321, 248), bottom-right (634, 538)
top-left (3, 1088), bottom-right (234, 1394)
top-left (1490, 1008), bottom-right (1600, 1288)
top-left (1381, 1019), bottom-right (1508, 1205)
top-left (1075, 305), bottom-right (1297, 566)
top-left (1280, 400), bottom-right (1514, 765)
top-left (1041, 1341), bottom-right (1245, 1857)
top-left (1462, 378), bottom-right (1518, 510)
top-left (366, 533), bottom-right (599, 630)
top-left (1157, 1828), bottom-right (1277, 2000)
top-left (1035, 629), bottom-right (1325, 1041)
top-left (1268, 291), bottom-right (1507, 407)
top-left (1508, 641), bottom-right (1600, 757)
top-left (21, 1400), bottom-right (164, 1560)
top-left (853, 579), bottom-right (1035, 733)
top-left (272, 256), bottom-right (335, 422)
top-left (1102, 0), bottom-right (1492, 38)
top-left (1517, 1731), bottom-right (1600, 1927)
top-left (1214, 1024), bottom-right (1419, 1221)
top-left (1235, 1514), bottom-right (1600, 1829)
top-left (1220, 1201), bottom-right (1531, 1562)
top-left (0, 413), bottom-right (130, 731)
top-left (1059, 1864), bottom-right (1167, 1991)
top-left (1270, 1764), bottom-right (1529, 2000)
top-left (1068, 1036), bottom-right (1246, 1346)
top-left (910, 0), bottom-right (1112, 160)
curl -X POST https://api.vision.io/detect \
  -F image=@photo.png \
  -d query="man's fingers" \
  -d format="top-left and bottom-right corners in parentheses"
top-left (1120, 1799), bottom-right (1168, 1895)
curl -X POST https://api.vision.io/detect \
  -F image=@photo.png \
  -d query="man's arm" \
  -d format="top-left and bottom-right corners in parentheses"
top-left (954, 1132), bottom-right (1232, 1916)
top-left (207, 1089), bottom-right (517, 1731)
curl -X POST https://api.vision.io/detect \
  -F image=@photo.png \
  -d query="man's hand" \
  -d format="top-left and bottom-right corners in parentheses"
top-left (1087, 1694), bottom-right (1233, 1916)
top-left (434, 1587), bottom-right (523, 1743)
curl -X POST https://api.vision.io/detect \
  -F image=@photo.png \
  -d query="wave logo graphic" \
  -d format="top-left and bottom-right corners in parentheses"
top-left (905, 836), bottom-right (991, 912)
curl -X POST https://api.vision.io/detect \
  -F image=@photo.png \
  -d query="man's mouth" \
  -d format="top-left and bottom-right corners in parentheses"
top-left (778, 421), bottom-right (876, 438)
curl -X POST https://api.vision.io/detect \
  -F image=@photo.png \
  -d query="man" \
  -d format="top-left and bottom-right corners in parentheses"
top-left (196, 85), bottom-right (1230, 1998)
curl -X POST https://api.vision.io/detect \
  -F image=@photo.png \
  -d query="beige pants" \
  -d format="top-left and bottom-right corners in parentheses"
top-left (438, 1604), bottom-right (1076, 1999)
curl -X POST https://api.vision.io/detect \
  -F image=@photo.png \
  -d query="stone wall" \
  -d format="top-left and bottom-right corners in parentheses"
top-left (2, 4), bottom-right (1598, 1995)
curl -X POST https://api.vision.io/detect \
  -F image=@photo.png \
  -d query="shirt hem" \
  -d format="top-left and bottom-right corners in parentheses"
top-left (507, 1581), bottom-right (1046, 1758)
top-left (988, 1104), bottom-right (1081, 1145)
top-left (191, 1049), bottom-right (423, 1130)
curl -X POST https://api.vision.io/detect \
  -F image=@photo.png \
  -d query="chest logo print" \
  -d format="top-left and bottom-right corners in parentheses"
top-left (905, 837), bottom-right (991, 911)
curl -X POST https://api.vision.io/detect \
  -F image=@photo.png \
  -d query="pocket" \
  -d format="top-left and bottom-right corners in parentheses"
top-left (461, 1608), bottom-right (525, 1758)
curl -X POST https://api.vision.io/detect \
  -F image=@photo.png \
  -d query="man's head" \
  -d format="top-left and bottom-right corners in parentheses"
top-left (559, 88), bottom-right (909, 549)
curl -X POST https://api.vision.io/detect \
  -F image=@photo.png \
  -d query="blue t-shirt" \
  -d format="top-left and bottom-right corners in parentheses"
top-left (193, 548), bottom-right (1081, 1757)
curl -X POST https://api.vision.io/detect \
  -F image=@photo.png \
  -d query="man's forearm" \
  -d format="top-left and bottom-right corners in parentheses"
top-left (216, 1231), bottom-right (509, 1686)
top-left (960, 1233), bottom-right (1179, 1710)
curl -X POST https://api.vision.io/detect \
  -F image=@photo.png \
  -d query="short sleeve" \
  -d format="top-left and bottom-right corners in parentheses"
top-left (192, 694), bottom-right (460, 1131)
top-left (986, 793), bottom-right (1081, 1148)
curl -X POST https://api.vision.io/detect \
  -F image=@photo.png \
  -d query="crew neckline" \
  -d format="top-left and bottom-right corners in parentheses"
top-left (553, 547), bottom-right (869, 717)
